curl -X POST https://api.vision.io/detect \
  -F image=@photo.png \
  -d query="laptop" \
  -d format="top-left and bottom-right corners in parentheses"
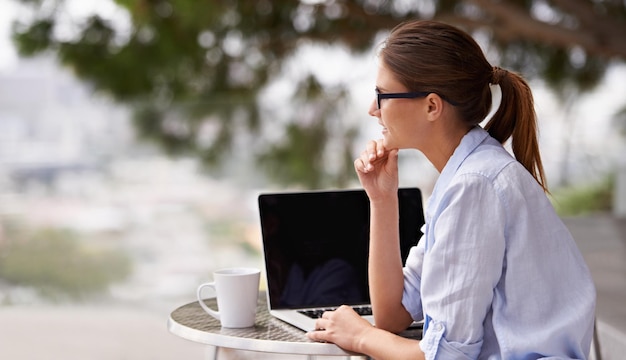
top-left (258, 188), bottom-right (424, 331)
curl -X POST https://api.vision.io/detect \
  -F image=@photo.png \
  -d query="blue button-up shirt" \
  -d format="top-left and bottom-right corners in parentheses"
top-left (401, 126), bottom-right (596, 359)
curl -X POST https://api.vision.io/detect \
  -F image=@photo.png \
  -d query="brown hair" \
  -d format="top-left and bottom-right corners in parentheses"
top-left (380, 20), bottom-right (547, 192)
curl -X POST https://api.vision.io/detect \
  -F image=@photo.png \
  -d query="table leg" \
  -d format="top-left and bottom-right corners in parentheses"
top-left (204, 345), bottom-right (219, 360)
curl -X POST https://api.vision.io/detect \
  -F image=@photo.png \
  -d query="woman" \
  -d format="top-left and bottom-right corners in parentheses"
top-left (307, 20), bottom-right (596, 359)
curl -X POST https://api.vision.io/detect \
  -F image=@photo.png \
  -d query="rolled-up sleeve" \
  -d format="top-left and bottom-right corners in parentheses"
top-left (420, 174), bottom-right (506, 359)
top-left (420, 319), bottom-right (483, 360)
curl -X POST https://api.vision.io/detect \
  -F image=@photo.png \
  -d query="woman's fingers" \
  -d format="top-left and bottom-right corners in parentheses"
top-left (356, 140), bottom-right (389, 174)
top-left (306, 306), bottom-right (374, 353)
top-left (354, 157), bottom-right (368, 173)
top-left (366, 140), bottom-right (378, 160)
top-left (366, 139), bottom-right (385, 160)
top-left (308, 317), bottom-right (331, 342)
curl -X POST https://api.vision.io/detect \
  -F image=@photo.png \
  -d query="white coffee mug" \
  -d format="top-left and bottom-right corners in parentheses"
top-left (197, 267), bottom-right (260, 328)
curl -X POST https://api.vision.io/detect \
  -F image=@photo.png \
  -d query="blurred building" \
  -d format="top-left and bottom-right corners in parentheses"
top-left (0, 56), bottom-right (133, 193)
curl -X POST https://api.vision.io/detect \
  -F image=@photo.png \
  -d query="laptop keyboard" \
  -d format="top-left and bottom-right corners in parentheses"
top-left (298, 305), bottom-right (373, 319)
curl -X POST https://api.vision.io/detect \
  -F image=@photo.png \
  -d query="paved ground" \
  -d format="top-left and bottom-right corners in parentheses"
top-left (564, 215), bottom-right (626, 360)
top-left (0, 305), bottom-right (208, 360)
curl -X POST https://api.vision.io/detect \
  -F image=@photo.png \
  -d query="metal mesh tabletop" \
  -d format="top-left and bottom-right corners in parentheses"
top-left (168, 295), bottom-right (358, 356)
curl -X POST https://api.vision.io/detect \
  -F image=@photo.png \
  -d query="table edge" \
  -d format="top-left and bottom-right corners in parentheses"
top-left (167, 315), bottom-right (358, 356)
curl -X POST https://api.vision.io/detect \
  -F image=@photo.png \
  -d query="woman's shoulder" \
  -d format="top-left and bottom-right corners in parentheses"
top-left (457, 140), bottom-right (517, 179)
top-left (454, 140), bottom-right (543, 199)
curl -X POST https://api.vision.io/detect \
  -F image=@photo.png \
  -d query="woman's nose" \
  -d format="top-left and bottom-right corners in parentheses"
top-left (368, 98), bottom-right (379, 117)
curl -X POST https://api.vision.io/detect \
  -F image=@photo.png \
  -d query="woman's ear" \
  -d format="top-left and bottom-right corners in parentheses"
top-left (425, 93), bottom-right (444, 121)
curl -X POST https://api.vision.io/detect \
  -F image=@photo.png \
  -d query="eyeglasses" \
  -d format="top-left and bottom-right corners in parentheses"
top-left (375, 90), bottom-right (429, 110)
top-left (375, 89), bottom-right (460, 109)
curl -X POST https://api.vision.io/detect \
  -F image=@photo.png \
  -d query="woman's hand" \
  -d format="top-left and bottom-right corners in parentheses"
top-left (306, 305), bottom-right (375, 353)
top-left (307, 305), bottom-right (425, 360)
top-left (354, 139), bottom-right (399, 201)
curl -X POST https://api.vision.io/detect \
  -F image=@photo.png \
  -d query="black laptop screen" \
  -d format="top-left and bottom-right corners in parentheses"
top-left (258, 188), bottom-right (424, 310)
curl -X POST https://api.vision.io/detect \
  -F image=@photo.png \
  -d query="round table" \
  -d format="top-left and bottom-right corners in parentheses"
top-left (168, 295), bottom-right (365, 359)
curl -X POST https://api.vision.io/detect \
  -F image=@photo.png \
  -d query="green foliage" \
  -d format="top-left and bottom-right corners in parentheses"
top-left (258, 75), bottom-right (358, 188)
top-left (551, 175), bottom-right (614, 216)
top-left (538, 46), bottom-right (606, 93)
top-left (8, 0), bottom-right (626, 187)
top-left (0, 225), bottom-right (132, 301)
top-left (11, 19), bottom-right (53, 55)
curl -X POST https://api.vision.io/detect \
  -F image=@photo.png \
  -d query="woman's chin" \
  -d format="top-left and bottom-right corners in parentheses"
top-left (382, 135), bottom-right (392, 149)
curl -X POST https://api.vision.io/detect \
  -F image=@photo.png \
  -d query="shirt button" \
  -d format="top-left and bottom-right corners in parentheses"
top-left (434, 323), bottom-right (443, 331)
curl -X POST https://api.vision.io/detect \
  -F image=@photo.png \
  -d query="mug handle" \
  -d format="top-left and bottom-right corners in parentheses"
top-left (197, 282), bottom-right (220, 320)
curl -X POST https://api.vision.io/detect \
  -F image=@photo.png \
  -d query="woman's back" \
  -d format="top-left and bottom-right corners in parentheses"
top-left (420, 127), bottom-right (596, 358)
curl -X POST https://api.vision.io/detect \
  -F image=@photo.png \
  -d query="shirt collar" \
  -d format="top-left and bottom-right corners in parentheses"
top-left (426, 126), bottom-right (490, 218)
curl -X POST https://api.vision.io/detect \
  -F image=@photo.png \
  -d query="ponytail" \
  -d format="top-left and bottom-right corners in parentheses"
top-left (485, 67), bottom-right (548, 192)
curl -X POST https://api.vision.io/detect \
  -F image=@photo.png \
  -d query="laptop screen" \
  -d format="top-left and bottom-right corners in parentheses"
top-left (258, 188), bottom-right (424, 310)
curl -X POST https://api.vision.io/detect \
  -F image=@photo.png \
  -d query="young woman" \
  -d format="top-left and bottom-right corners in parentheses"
top-left (307, 20), bottom-right (596, 359)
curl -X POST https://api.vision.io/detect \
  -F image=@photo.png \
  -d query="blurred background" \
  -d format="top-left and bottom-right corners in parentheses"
top-left (0, 0), bottom-right (625, 359)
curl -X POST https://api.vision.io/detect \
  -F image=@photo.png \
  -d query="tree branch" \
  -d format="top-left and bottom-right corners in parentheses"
top-left (463, 0), bottom-right (626, 59)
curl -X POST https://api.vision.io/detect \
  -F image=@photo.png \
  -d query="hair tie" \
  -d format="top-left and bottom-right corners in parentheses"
top-left (491, 66), bottom-right (506, 85)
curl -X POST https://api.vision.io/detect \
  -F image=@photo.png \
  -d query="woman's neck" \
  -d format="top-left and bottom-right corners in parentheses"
top-left (423, 124), bottom-right (471, 173)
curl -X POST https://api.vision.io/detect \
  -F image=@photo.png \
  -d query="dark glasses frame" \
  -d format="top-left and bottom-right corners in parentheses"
top-left (375, 89), bottom-right (460, 109)
top-left (376, 91), bottom-right (429, 109)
